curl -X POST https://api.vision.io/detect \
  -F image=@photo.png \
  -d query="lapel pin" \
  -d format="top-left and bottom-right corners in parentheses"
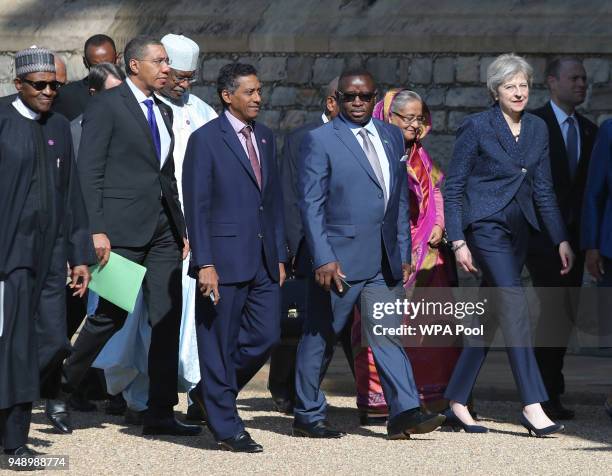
top-left (48, 139), bottom-right (54, 146)
top-left (261, 138), bottom-right (267, 144)
top-left (383, 139), bottom-right (389, 144)
top-left (400, 155), bottom-right (408, 162)
top-left (56, 158), bottom-right (61, 168)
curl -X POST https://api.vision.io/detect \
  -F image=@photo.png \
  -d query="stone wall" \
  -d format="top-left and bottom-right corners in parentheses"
top-left (1, 1), bottom-right (612, 166)
top-left (189, 52), bottom-right (612, 169)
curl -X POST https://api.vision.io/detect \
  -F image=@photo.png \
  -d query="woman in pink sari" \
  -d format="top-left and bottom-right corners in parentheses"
top-left (352, 89), bottom-right (460, 424)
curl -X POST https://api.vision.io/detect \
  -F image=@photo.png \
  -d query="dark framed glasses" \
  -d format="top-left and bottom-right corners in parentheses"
top-left (22, 79), bottom-right (63, 91)
top-left (391, 111), bottom-right (426, 125)
top-left (336, 90), bottom-right (377, 103)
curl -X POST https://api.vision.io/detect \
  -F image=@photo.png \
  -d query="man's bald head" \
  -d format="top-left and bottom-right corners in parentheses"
top-left (324, 76), bottom-right (340, 120)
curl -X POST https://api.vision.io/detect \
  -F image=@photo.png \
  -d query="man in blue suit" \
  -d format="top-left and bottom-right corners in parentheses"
top-left (182, 63), bottom-right (287, 453)
top-left (293, 68), bottom-right (445, 439)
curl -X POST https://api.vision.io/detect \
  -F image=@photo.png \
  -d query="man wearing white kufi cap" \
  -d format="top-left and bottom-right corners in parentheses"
top-left (93, 34), bottom-right (217, 424)
top-left (156, 34), bottom-right (217, 420)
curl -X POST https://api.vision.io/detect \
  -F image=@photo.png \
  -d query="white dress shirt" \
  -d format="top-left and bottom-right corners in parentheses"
top-left (126, 78), bottom-right (171, 167)
top-left (156, 92), bottom-right (218, 205)
top-left (347, 118), bottom-right (391, 199)
top-left (550, 99), bottom-right (581, 162)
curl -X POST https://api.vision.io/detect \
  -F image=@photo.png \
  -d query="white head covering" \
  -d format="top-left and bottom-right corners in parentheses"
top-left (161, 34), bottom-right (199, 72)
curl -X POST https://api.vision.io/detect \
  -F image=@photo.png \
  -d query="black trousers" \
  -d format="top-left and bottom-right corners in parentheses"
top-left (0, 403), bottom-right (32, 450)
top-left (526, 237), bottom-right (584, 400)
top-left (268, 322), bottom-right (354, 401)
top-left (63, 208), bottom-right (183, 418)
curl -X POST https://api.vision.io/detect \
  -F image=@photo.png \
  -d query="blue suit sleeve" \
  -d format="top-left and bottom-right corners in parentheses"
top-left (581, 121), bottom-right (612, 250)
top-left (444, 117), bottom-right (477, 242)
top-left (533, 127), bottom-right (568, 245)
top-left (297, 131), bottom-right (337, 269)
top-left (182, 130), bottom-right (213, 272)
top-left (394, 132), bottom-right (411, 264)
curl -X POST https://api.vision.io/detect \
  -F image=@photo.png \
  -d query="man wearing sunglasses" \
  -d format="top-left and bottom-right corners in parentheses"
top-left (0, 53), bottom-right (66, 107)
top-left (293, 68), bottom-right (445, 440)
top-left (63, 36), bottom-right (200, 438)
top-left (0, 47), bottom-right (94, 458)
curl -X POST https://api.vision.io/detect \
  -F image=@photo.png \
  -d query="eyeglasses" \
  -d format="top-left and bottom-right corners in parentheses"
top-left (391, 111), bottom-right (426, 125)
top-left (137, 57), bottom-right (171, 66)
top-left (21, 79), bottom-right (63, 91)
top-left (172, 72), bottom-right (198, 85)
top-left (336, 90), bottom-right (377, 103)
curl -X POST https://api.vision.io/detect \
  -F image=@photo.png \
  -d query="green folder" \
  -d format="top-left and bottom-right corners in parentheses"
top-left (88, 252), bottom-right (147, 313)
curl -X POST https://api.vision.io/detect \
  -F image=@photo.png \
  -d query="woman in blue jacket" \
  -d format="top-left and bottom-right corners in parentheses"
top-left (443, 54), bottom-right (574, 437)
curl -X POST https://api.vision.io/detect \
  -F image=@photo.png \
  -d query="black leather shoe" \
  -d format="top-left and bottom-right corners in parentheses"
top-left (387, 408), bottom-right (446, 439)
top-left (45, 399), bottom-right (72, 434)
top-left (271, 396), bottom-right (294, 415)
top-left (519, 414), bottom-right (564, 437)
top-left (67, 391), bottom-right (96, 412)
top-left (292, 420), bottom-right (346, 438)
top-left (541, 399), bottom-right (575, 420)
top-left (2, 445), bottom-right (43, 471)
top-left (142, 417), bottom-right (202, 436)
top-left (218, 431), bottom-right (263, 453)
top-left (124, 408), bottom-right (145, 426)
top-left (187, 388), bottom-right (208, 422)
top-left (105, 394), bottom-right (127, 416)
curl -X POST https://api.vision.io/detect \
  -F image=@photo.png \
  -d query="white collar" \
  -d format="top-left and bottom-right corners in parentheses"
top-left (155, 91), bottom-right (192, 108)
top-left (126, 77), bottom-right (152, 104)
top-left (321, 113), bottom-right (329, 124)
top-left (550, 99), bottom-right (576, 126)
top-left (12, 96), bottom-right (40, 120)
top-left (345, 116), bottom-right (378, 136)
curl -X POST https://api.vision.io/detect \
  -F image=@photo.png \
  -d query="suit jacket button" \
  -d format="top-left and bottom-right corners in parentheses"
top-left (521, 167), bottom-right (527, 173)
top-left (258, 233), bottom-right (263, 239)
top-left (378, 193), bottom-right (383, 199)
top-left (259, 206), bottom-right (264, 211)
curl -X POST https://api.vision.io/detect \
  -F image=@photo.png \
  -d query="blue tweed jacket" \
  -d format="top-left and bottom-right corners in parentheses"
top-left (444, 104), bottom-right (567, 244)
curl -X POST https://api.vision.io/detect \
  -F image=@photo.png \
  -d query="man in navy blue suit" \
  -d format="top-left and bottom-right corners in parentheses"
top-left (292, 68), bottom-right (445, 440)
top-left (182, 63), bottom-right (287, 453)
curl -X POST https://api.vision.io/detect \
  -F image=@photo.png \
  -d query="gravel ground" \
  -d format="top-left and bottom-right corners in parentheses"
top-left (15, 392), bottom-right (612, 476)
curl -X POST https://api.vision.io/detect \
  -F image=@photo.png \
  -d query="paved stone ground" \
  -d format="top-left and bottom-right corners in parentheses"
top-left (15, 351), bottom-right (612, 475)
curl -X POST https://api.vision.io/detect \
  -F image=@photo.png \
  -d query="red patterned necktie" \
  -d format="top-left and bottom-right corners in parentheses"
top-left (240, 125), bottom-right (262, 189)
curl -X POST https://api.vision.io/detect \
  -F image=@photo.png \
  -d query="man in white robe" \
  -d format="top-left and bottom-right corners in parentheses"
top-left (93, 34), bottom-right (217, 424)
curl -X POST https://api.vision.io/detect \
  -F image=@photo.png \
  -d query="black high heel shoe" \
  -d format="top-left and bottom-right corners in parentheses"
top-left (519, 414), bottom-right (564, 437)
top-left (443, 408), bottom-right (488, 433)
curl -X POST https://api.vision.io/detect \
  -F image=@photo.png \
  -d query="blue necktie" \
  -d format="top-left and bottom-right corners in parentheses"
top-left (565, 116), bottom-right (578, 179)
top-left (143, 99), bottom-right (161, 161)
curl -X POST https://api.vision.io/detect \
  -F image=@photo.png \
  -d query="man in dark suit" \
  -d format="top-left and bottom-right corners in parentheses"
top-left (527, 57), bottom-right (598, 420)
top-left (52, 34), bottom-right (119, 121)
top-left (183, 63), bottom-right (287, 452)
top-left (62, 36), bottom-right (200, 437)
top-left (269, 77), bottom-right (356, 415)
top-left (293, 68), bottom-right (445, 439)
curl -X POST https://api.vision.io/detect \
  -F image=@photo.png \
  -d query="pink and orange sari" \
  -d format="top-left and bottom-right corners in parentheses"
top-left (352, 89), bottom-right (460, 414)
